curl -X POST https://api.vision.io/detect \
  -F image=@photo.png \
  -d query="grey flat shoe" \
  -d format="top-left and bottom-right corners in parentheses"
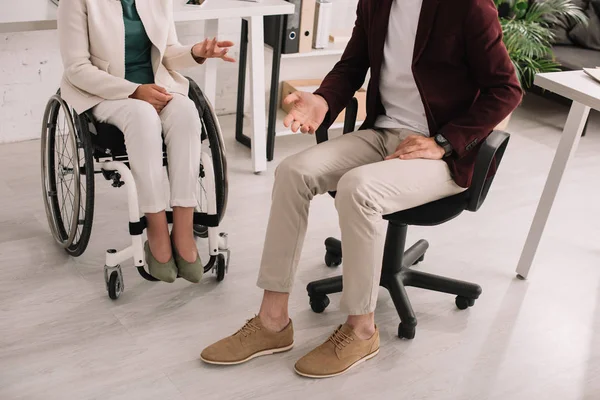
top-left (171, 238), bottom-right (203, 283)
top-left (144, 241), bottom-right (177, 283)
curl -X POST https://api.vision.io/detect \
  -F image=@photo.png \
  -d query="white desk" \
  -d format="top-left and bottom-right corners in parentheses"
top-left (516, 71), bottom-right (597, 279)
top-left (0, 0), bottom-right (294, 173)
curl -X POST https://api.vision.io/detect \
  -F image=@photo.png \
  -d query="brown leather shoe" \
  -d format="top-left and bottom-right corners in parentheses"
top-left (200, 316), bottom-right (294, 365)
top-left (294, 324), bottom-right (379, 378)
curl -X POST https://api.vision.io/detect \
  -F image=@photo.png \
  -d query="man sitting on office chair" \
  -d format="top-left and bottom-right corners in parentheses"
top-left (201, 0), bottom-right (522, 378)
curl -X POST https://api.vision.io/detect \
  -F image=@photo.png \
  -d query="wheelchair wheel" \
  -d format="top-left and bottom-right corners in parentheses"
top-left (187, 78), bottom-right (228, 223)
top-left (41, 93), bottom-right (95, 256)
top-left (193, 224), bottom-right (209, 238)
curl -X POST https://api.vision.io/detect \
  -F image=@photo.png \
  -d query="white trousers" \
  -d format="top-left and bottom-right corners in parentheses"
top-left (257, 129), bottom-right (466, 315)
top-left (92, 94), bottom-right (202, 213)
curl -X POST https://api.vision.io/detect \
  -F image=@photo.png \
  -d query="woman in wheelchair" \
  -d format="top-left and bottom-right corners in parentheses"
top-left (57, 0), bottom-right (234, 282)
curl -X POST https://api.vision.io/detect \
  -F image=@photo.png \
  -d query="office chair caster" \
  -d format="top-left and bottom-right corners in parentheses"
top-left (455, 296), bottom-right (476, 310)
top-left (324, 237), bottom-right (342, 267)
top-left (309, 295), bottom-right (330, 313)
top-left (324, 252), bottom-right (342, 267)
top-left (398, 323), bottom-right (416, 340)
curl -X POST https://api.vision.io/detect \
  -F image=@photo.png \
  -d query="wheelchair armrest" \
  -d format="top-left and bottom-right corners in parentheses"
top-left (315, 97), bottom-right (359, 145)
top-left (466, 130), bottom-right (510, 212)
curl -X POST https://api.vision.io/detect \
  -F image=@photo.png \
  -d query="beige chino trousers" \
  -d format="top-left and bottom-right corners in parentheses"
top-left (257, 128), bottom-right (466, 315)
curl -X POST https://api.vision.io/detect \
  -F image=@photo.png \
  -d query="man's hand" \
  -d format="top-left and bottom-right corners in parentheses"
top-left (385, 135), bottom-right (446, 160)
top-left (283, 91), bottom-right (329, 134)
top-left (192, 38), bottom-right (235, 63)
top-left (130, 84), bottom-right (173, 113)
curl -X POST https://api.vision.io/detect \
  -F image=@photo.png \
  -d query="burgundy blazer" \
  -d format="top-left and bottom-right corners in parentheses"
top-left (314, 0), bottom-right (522, 188)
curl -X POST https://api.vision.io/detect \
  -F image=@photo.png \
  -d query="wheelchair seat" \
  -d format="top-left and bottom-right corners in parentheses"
top-left (90, 121), bottom-right (132, 159)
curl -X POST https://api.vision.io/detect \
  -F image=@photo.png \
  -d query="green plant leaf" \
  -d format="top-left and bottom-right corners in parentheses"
top-left (497, 0), bottom-right (585, 89)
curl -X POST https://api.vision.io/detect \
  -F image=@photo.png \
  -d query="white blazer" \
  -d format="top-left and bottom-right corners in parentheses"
top-left (58, 0), bottom-right (200, 114)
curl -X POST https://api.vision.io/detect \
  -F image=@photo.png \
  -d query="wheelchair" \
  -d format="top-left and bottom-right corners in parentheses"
top-left (40, 77), bottom-right (230, 300)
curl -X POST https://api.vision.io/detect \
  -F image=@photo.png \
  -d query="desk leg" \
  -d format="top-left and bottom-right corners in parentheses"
top-left (266, 15), bottom-right (284, 162)
top-left (247, 16), bottom-right (267, 173)
top-left (236, 19), bottom-right (251, 148)
top-left (515, 101), bottom-right (590, 279)
top-left (203, 19), bottom-right (219, 107)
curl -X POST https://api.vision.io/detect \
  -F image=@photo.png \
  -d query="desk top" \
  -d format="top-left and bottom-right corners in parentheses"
top-left (535, 71), bottom-right (600, 111)
top-left (0, 0), bottom-right (294, 33)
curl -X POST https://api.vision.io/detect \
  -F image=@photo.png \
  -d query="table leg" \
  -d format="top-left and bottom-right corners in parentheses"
top-left (515, 101), bottom-right (590, 279)
top-left (202, 19), bottom-right (219, 107)
top-left (266, 15), bottom-right (284, 162)
top-left (247, 16), bottom-right (267, 173)
top-left (235, 19), bottom-right (251, 148)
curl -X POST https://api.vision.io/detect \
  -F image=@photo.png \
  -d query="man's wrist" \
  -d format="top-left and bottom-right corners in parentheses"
top-left (314, 93), bottom-right (330, 112)
top-left (434, 133), bottom-right (453, 157)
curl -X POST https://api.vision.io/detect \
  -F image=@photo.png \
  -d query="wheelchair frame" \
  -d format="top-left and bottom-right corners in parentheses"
top-left (41, 77), bottom-right (230, 299)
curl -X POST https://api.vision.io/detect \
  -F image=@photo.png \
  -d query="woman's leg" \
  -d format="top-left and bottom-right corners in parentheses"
top-left (159, 94), bottom-right (202, 263)
top-left (92, 99), bottom-right (172, 263)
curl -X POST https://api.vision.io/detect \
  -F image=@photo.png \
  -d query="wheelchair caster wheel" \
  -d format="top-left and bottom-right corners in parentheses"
top-left (108, 271), bottom-right (123, 300)
top-left (398, 323), bottom-right (416, 339)
top-left (216, 253), bottom-right (226, 282)
top-left (412, 255), bottom-right (425, 265)
top-left (455, 296), bottom-right (475, 310)
top-left (309, 295), bottom-right (330, 313)
top-left (193, 225), bottom-right (209, 239)
top-left (105, 264), bottom-right (124, 300)
top-left (324, 252), bottom-right (342, 267)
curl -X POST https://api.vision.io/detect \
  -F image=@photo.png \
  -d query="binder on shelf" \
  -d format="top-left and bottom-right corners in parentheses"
top-left (264, 0), bottom-right (302, 54)
top-left (299, 0), bottom-right (316, 53)
top-left (313, 0), bottom-right (332, 49)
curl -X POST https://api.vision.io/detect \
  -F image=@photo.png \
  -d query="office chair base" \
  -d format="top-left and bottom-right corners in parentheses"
top-left (307, 226), bottom-right (482, 339)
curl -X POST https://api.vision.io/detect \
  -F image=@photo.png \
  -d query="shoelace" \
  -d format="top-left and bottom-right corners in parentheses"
top-left (236, 318), bottom-right (262, 338)
top-left (328, 327), bottom-right (354, 351)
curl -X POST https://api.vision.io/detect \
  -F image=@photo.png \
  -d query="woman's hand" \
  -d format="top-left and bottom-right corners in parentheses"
top-left (192, 38), bottom-right (235, 63)
top-left (130, 84), bottom-right (173, 113)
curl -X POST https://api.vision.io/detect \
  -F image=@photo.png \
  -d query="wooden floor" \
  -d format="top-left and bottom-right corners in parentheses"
top-left (1, 95), bottom-right (599, 400)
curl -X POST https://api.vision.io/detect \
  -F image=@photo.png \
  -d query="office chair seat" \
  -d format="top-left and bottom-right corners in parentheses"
top-left (383, 190), bottom-right (470, 226)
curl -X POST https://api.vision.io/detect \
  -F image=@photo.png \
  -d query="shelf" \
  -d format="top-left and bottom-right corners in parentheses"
top-left (265, 43), bottom-right (347, 59)
top-left (275, 108), bottom-right (362, 137)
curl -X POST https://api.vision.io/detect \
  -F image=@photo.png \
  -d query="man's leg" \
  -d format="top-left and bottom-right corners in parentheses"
top-left (201, 129), bottom-right (389, 364)
top-left (294, 132), bottom-right (465, 378)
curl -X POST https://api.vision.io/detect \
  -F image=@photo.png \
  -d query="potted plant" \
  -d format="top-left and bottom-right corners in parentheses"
top-left (495, 0), bottom-right (588, 90)
top-left (493, 0), bottom-right (587, 129)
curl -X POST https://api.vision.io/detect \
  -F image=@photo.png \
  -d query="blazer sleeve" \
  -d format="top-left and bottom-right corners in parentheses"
top-left (162, 3), bottom-right (202, 71)
top-left (439, 0), bottom-right (522, 159)
top-left (58, 0), bottom-right (139, 100)
top-left (313, 0), bottom-right (370, 127)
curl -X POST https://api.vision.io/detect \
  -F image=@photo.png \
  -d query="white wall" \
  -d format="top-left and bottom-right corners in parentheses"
top-left (0, 0), bottom-right (357, 144)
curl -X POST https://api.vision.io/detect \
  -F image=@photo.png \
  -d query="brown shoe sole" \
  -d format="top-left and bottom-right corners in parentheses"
top-left (294, 348), bottom-right (380, 379)
top-left (200, 342), bottom-right (294, 366)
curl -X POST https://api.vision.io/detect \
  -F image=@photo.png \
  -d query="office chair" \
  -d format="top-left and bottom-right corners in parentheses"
top-left (306, 98), bottom-right (510, 339)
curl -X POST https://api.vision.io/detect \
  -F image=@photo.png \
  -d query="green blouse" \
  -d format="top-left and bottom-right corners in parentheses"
top-left (121, 0), bottom-right (154, 85)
